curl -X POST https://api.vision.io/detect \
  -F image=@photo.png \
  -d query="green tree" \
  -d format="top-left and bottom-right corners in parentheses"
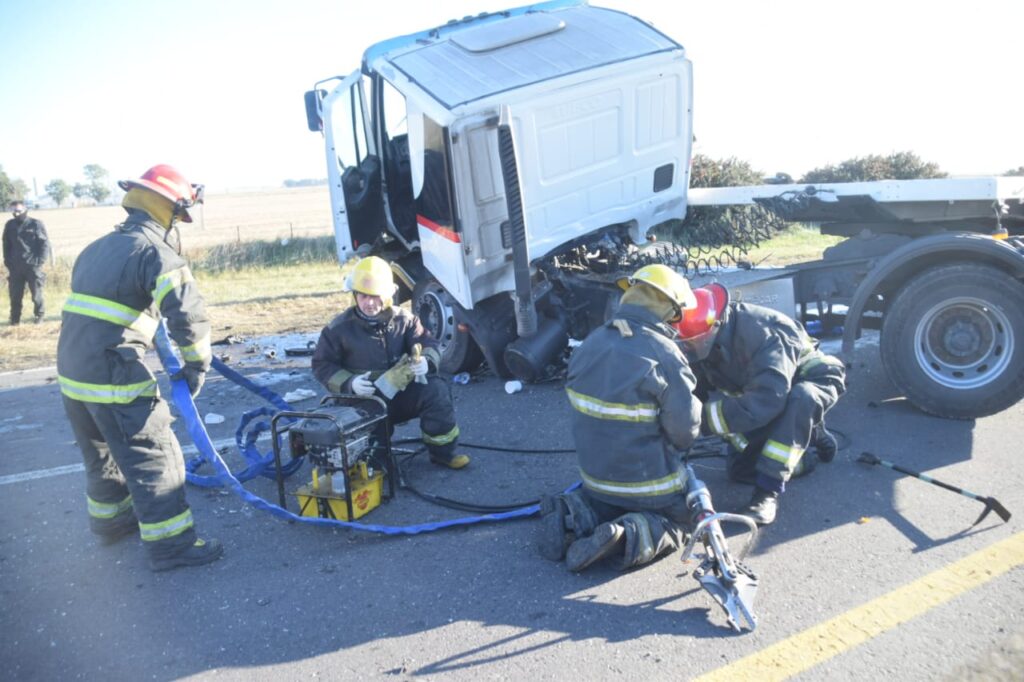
top-left (1004, 167), bottom-right (1024, 177)
top-left (0, 166), bottom-right (12, 206)
top-left (72, 183), bottom-right (90, 201)
top-left (83, 164), bottom-right (108, 182)
top-left (82, 164), bottom-right (111, 204)
top-left (801, 151), bottom-right (946, 183)
top-left (12, 178), bottom-right (30, 201)
top-left (45, 179), bottom-right (72, 207)
top-left (87, 182), bottom-right (111, 203)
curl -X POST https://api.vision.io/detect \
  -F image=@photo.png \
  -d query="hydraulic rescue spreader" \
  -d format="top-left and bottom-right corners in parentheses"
top-left (271, 395), bottom-right (398, 521)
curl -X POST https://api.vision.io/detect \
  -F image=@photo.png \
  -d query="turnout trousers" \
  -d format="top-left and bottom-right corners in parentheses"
top-left (62, 395), bottom-right (197, 558)
top-left (386, 376), bottom-right (459, 459)
top-left (728, 373), bottom-right (845, 487)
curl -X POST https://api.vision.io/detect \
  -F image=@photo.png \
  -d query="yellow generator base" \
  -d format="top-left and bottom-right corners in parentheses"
top-left (294, 472), bottom-right (384, 520)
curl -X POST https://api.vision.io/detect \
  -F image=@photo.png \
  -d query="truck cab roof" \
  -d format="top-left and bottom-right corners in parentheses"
top-left (361, 0), bottom-right (682, 110)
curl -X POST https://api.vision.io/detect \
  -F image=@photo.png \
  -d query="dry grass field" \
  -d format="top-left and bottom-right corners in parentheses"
top-left (1, 187), bottom-right (345, 372)
top-left (40, 186), bottom-right (334, 260)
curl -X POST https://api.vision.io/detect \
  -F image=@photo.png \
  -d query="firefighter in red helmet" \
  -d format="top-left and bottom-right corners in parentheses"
top-left (57, 164), bottom-right (223, 571)
top-left (675, 283), bottom-right (846, 525)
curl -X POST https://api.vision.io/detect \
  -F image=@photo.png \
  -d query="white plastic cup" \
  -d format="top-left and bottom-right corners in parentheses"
top-left (504, 380), bottom-right (523, 395)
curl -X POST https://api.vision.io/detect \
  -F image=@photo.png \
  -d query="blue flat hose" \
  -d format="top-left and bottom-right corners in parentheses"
top-left (154, 322), bottom-right (553, 535)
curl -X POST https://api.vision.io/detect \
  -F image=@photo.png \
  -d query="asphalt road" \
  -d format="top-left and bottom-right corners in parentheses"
top-left (1, 333), bottom-right (1022, 681)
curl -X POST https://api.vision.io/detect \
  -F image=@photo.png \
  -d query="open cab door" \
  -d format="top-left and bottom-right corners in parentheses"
top-left (311, 70), bottom-right (384, 261)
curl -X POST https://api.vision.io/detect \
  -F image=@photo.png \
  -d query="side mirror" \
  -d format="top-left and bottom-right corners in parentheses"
top-left (304, 90), bottom-right (326, 132)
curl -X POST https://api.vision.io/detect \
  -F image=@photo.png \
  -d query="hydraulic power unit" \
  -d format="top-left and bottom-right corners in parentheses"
top-left (271, 395), bottom-right (397, 521)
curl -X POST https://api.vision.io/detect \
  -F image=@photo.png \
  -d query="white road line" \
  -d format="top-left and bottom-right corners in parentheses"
top-left (0, 433), bottom-right (271, 487)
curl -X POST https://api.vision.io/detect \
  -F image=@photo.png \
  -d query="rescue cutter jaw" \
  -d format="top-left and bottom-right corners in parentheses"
top-left (696, 568), bottom-right (759, 633)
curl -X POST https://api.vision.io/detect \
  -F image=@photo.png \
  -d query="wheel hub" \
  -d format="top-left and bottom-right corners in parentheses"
top-left (915, 297), bottom-right (1012, 390)
top-left (417, 288), bottom-right (455, 352)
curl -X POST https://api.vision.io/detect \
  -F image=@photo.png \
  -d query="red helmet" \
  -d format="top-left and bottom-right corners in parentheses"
top-left (674, 283), bottom-right (729, 359)
top-left (118, 164), bottom-right (204, 222)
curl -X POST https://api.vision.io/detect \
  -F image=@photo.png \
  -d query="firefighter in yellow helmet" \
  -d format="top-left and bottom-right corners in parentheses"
top-left (674, 283), bottom-right (846, 525)
top-left (56, 164), bottom-right (222, 571)
top-left (312, 256), bottom-right (469, 469)
top-left (538, 264), bottom-right (702, 572)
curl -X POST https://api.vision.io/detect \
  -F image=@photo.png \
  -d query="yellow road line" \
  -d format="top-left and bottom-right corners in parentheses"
top-left (696, 531), bottom-right (1024, 682)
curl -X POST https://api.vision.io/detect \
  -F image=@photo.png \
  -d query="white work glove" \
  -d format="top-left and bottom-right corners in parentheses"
top-left (410, 356), bottom-right (429, 378)
top-left (350, 372), bottom-right (375, 397)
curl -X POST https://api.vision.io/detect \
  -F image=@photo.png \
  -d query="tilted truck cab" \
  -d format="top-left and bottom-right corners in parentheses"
top-left (305, 0), bottom-right (691, 379)
top-left (307, 0), bottom-right (1024, 419)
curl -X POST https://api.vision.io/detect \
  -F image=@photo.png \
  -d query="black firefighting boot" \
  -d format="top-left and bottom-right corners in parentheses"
top-left (565, 521), bottom-right (625, 572)
top-left (149, 538), bottom-right (224, 572)
top-left (743, 488), bottom-right (780, 526)
top-left (537, 495), bottom-right (572, 561)
top-left (811, 422), bottom-right (838, 463)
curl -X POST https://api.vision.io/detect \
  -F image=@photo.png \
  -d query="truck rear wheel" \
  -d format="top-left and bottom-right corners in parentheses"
top-left (413, 279), bottom-right (483, 375)
top-left (880, 262), bottom-right (1024, 419)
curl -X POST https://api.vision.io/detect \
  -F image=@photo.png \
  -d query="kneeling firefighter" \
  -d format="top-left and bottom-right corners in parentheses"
top-left (57, 164), bottom-right (223, 571)
top-left (311, 256), bottom-right (469, 469)
top-left (675, 284), bottom-right (847, 525)
top-left (538, 264), bottom-right (703, 572)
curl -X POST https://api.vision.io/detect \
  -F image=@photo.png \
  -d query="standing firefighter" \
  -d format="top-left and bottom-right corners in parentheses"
top-left (3, 199), bottom-right (51, 325)
top-left (57, 164), bottom-right (223, 571)
top-left (538, 264), bottom-right (702, 572)
top-left (312, 256), bottom-right (469, 469)
top-left (675, 283), bottom-right (846, 525)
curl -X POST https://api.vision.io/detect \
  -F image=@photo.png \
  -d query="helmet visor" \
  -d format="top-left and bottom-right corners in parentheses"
top-left (681, 328), bottom-right (717, 361)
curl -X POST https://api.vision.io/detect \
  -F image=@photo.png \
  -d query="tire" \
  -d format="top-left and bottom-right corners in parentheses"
top-left (412, 278), bottom-right (483, 375)
top-left (880, 263), bottom-right (1024, 419)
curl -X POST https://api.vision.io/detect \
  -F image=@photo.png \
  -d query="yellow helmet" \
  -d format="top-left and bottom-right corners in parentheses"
top-left (619, 264), bottom-right (696, 320)
top-left (346, 256), bottom-right (397, 301)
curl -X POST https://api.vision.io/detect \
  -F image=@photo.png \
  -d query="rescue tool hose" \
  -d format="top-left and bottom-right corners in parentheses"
top-left (155, 322), bottom-right (551, 534)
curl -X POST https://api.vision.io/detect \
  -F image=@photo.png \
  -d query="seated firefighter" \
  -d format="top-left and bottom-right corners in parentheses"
top-left (311, 256), bottom-right (469, 470)
top-left (538, 264), bottom-right (702, 572)
top-left (674, 283), bottom-right (847, 525)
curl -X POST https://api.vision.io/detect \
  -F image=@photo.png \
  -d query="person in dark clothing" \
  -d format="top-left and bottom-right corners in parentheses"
top-left (311, 255), bottom-right (469, 469)
top-left (3, 200), bottom-right (50, 324)
top-left (57, 164), bottom-right (223, 572)
top-left (675, 283), bottom-right (846, 525)
top-left (538, 264), bottom-right (703, 572)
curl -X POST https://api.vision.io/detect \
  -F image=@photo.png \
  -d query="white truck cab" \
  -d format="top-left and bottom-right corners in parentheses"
top-left (306, 0), bottom-right (691, 378)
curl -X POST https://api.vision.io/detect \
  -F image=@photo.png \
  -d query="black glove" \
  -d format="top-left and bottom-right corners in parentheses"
top-left (172, 366), bottom-right (206, 399)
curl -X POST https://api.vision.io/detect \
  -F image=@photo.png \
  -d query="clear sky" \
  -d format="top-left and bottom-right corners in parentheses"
top-left (2, 0), bottom-right (1022, 194)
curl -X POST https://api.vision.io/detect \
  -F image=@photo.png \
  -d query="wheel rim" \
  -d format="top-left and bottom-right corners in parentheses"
top-left (913, 296), bottom-right (1013, 390)
top-left (417, 286), bottom-right (456, 354)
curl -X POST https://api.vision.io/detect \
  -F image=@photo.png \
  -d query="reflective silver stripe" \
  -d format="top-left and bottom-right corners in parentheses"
top-left (58, 375), bottom-right (158, 404)
top-left (87, 494), bottom-right (133, 519)
top-left (566, 388), bottom-right (658, 423)
top-left (180, 332), bottom-right (212, 364)
top-left (706, 400), bottom-right (729, 435)
top-left (762, 439), bottom-right (802, 467)
top-left (423, 425), bottom-right (460, 446)
top-left (152, 266), bottom-right (195, 307)
top-left (139, 509), bottom-right (194, 542)
top-left (581, 470), bottom-right (684, 497)
top-left (64, 292), bottom-right (158, 337)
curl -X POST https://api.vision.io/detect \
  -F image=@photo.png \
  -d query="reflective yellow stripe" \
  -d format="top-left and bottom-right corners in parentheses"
top-left (327, 369), bottom-right (354, 394)
top-left (152, 266), bottom-right (195, 307)
top-left (423, 425), bottom-right (460, 446)
top-left (725, 432), bottom-right (749, 453)
top-left (139, 509), bottom-right (194, 542)
top-left (87, 494), bottom-right (133, 519)
top-left (63, 292), bottom-right (158, 337)
top-left (566, 388), bottom-right (658, 423)
top-left (58, 374), bottom-right (158, 404)
top-left (179, 332), bottom-right (212, 364)
top-left (581, 469), bottom-right (684, 498)
top-left (706, 400), bottom-right (729, 435)
top-left (762, 439), bottom-right (802, 467)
